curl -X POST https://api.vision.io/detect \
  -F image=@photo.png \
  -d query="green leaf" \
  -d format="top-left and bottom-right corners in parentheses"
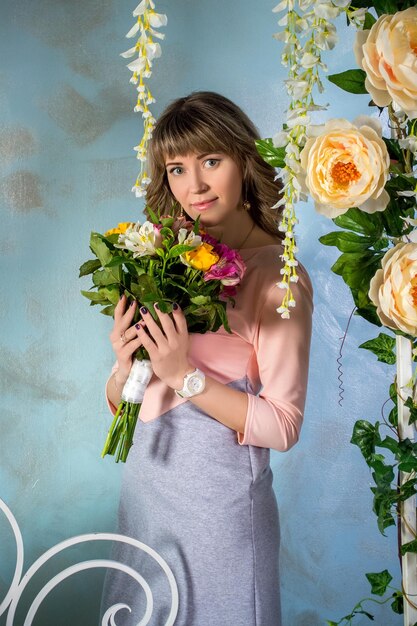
top-left (319, 231), bottom-right (375, 252)
top-left (351, 420), bottom-right (381, 461)
top-left (398, 477), bottom-right (417, 501)
top-left (359, 333), bottom-right (396, 364)
top-left (168, 244), bottom-right (196, 259)
top-left (100, 286), bottom-right (120, 305)
top-left (328, 69), bottom-right (368, 94)
top-left (401, 539), bottom-right (417, 556)
top-left (333, 208), bottom-right (383, 238)
top-left (92, 269), bottom-right (120, 287)
top-left (363, 12), bottom-right (377, 29)
top-left (378, 436), bottom-right (399, 455)
top-left (255, 138), bottom-right (286, 168)
top-left (365, 569), bottom-right (392, 596)
top-left (405, 397), bottom-right (417, 425)
top-left (81, 290), bottom-right (108, 302)
top-left (89, 232), bottom-right (114, 266)
top-left (391, 592), bottom-right (403, 615)
top-left (145, 204), bottom-right (159, 224)
top-left (100, 304), bottom-right (115, 316)
top-left (331, 251), bottom-right (383, 292)
top-left (191, 295), bottom-right (211, 305)
top-left (130, 274), bottom-right (161, 303)
top-left (79, 258), bottom-right (101, 277)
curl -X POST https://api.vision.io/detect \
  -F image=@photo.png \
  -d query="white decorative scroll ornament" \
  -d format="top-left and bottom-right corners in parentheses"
top-left (0, 498), bottom-right (179, 626)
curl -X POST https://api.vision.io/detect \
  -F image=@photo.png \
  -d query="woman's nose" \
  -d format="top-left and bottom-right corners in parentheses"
top-left (189, 168), bottom-right (209, 193)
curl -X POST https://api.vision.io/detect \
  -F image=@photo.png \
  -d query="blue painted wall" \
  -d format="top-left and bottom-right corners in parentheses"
top-left (0, 1), bottom-right (399, 624)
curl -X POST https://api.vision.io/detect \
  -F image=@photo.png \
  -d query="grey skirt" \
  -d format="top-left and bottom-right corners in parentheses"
top-left (100, 379), bottom-right (281, 626)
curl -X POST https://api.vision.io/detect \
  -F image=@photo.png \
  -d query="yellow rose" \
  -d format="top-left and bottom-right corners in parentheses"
top-left (354, 8), bottom-right (417, 119)
top-left (104, 222), bottom-right (135, 236)
top-left (298, 117), bottom-right (390, 218)
top-left (369, 242), bottom-right (417, 336)
top-left (183, 243), bottom-right (219, 271)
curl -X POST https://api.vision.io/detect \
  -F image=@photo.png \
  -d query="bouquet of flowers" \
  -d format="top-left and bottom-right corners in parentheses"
top-left (80, 209), bottom-right (245, 462)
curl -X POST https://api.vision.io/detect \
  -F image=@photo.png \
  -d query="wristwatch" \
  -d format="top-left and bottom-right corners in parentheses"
top-left (174, 368), bottom-right (206, 398)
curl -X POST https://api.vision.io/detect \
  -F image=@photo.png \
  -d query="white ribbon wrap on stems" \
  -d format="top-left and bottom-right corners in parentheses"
top-left (121, 358), bottom-right (153, 403)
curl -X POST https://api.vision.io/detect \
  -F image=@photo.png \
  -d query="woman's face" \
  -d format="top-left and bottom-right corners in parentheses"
top-left (164, 152), bottom-right (243, 227)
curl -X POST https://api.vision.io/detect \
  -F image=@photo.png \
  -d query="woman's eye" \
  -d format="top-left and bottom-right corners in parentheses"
top-left (169, 166), bottom-right (183, 175)
top-left (205, 159), bottom-right (220, 168)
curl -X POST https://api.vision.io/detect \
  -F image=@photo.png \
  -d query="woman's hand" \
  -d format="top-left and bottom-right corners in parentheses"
top-left (135, 303), bottom-right (193, 390)
top-left (109, 294), bottom-right (143, 383)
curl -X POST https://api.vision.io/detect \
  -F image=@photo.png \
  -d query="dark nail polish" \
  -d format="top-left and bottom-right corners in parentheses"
top-left (173, 303), bottom-right (179, 310)
top-left (154, 302), bottom-right (159, 309)
top-left (140, 306), bottom-right (148, 315)
top-left (135, 323), bottom-right (142, 330)
top-left (119, 293), bottom-right (124, 300)
top-left (129, 301), bottom-right (135, 307)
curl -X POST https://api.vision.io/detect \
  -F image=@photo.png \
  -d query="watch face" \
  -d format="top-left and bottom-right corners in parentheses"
top-left (186, 374), bottom-right (204, 395)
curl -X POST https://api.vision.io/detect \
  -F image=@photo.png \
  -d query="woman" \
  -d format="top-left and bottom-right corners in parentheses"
top-left (101, 91), bottom-right (313, 625)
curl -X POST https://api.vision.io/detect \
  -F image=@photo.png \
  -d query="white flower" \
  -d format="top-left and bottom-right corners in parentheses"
top-left (120, 45), bottom-right (138, 59)
top-left (399, 136), bottom-right (417, 157)
top-left (313, 1), bottom-right (341, 19)
top-left (126, 22), bottom-right (140, 39)
top-left (127, 56), bottom-right (146, 73)
top-left (149, 12), bottom-right (168, 28)
top-left (178, 229), bottom-right (202, 248)
top-left (133, 0), bottom-right (154, 17)
top-left (116, 221), bottom-right (162, 257)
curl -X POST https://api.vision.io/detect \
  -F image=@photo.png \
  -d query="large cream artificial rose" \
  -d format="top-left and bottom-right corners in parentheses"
top-left (354, 7), bottom-right (417, 120)
top-left (298, 117), bottom-right (390, 218)
top-left (369, 242), bottom-right (417, 336)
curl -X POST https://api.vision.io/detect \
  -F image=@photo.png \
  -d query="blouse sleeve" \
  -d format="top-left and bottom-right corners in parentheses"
top-left (238, 266), bottom-right (314, 452)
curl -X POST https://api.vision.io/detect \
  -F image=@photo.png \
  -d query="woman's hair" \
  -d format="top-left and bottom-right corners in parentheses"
top-left (145, 91), bottom-right (284, 239)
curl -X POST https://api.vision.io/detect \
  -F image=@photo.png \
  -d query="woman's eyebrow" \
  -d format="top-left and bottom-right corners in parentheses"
top-left (165, 153), bottom-right (218, 167)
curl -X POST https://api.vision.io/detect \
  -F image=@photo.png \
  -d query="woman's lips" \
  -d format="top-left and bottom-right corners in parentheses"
top-left (191, 198), bottom-right (217, 211)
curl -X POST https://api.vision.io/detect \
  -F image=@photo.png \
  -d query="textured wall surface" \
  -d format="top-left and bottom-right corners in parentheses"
top-left (0, 1), bottom-right (400, 625)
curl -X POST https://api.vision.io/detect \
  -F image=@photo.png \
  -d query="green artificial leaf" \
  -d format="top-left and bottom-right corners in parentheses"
top-left (331, 251), bottom-right (383, 293)
top-left (366, 569), bottom-right (392, 596)
top-left (351, 420), bottom-right (381, 461)
top-left (391, 592), bottom-right (404, 615)
top-left (372, 237), bottom-right (389, 252)
top-left (215, 302), bottom-right (231, 334)
top-left (79, 259), bottom-right (101, 277)
top-left (319, 231), bottom-right (375, 252)
top-left (333, 208), bottom-right (383, 238)
top-left (383, 137), bottom-right (403, 162)
top-left (398, 477), bottom-right (417, 501)
top-left (89, 232), bottom-right (114, 266)
top-left (358, 333), bottom-right (396, 364)
top-left (405, 397), bottom-right (417, 425)
top-left (401, 539), bottom-right (417, 556)
top-left (354, 302), bottom-right (382, 327)
top-left (378, 436), bottom-right (399, 455)
top-left (363, 11), bottom-right (377, 28)
top-left (328, 69), bottom-right (368, 94)
top-left (130, 274), bottom-right (161, 306)
top-left (255, 138), bottom-right (286, 168)
top-left (388, 405), bottom-right (398, 427)
top-left (370, 460), bottom-right (397, 535)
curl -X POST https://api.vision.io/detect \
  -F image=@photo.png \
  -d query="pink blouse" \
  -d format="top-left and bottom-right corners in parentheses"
top-left (106, 244), bottom-right (314, 452)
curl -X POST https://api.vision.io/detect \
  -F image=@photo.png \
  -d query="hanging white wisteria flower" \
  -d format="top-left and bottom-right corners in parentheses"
top-left (270, 0), bottom-right (353, 317)
top-left (121, 0), bottom-right (167, 198)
